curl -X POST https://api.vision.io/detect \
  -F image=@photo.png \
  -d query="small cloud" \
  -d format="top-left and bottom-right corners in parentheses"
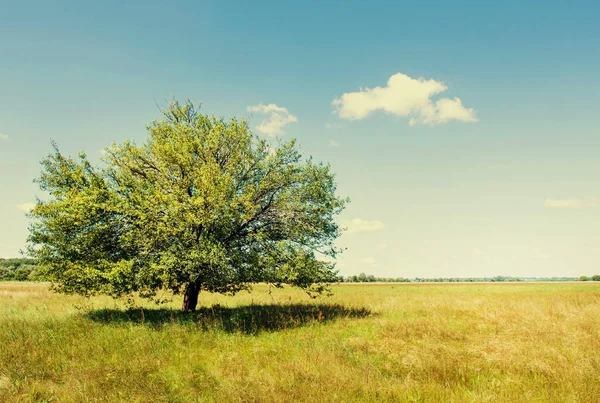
top-left (376, 243), bottom-right (388, 249)
top-left (360, 257), bottom-right (377, 265)
top-left (0, 134), bottom-right (8, 140)
top-left (16, 203), bottom-right (35, 212)
top-left (328, 139), bottom-right (340, 147)
top-left (531, 248), bottom-right (552, 260)
top-left (544, 198), bottom-right (600, 209)
top-left (473, 248), bottom-right (485, 256)
top-left (332, 72), bottom-right (477, 126)
top-left (533, 253), bottom-right (552, 260)
top-left (325, 122), bottom-right (342, 129)
top-left (247, 103), bottom-right (298, 136)
top-left (264, 143), bottom-right (277, 155)
top-left (342, 218), bottom-right (384, 234)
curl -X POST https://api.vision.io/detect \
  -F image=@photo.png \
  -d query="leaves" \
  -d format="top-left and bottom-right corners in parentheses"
top-left (28, 101), bottom-right (347, 300)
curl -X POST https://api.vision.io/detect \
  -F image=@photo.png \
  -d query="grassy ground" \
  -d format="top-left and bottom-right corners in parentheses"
top-left (1, 282), bottom-right (599, 402)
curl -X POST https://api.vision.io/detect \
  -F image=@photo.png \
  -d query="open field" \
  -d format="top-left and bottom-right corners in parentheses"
top-left (1, 282), bottom-right (599, 402)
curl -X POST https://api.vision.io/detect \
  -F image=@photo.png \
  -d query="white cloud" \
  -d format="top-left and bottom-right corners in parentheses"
top-left (325, 122), bottom-right (342, 129)
top-left (332, 72), bottom-right (478, 126)
top-left (0, 134), bottom-right (8, 140)
top-left (247, 103), bottom-right (298, 136)
top-left (328, 139), bottom-right (340, 147)
top-left (16, 203), bottom-right (35, 212)
top-left (533, 252), bottom-right (552, 260)
top-left (473, 248), bottom-right (485, 256)
top-left (342, 218), bottom-right (384, 234)
top-left (360, 257), bottom-right (377, 265)
top-left (544, 198), bottom-right (600, 209)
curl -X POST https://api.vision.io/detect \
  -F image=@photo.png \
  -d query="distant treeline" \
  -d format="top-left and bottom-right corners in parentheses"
top-left (341, 273), bottom-right (596, 283)
top-left (2, 259), bottom-right (599, 283)
top-left (341, 273), bottom-right (411, 283)
top-left (0, 258), bottom-right (44, 281)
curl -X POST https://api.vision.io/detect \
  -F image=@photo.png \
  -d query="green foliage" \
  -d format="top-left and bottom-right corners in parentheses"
top-left (579, 275), bottom-right (600, 281)
top-left (27, 101), bottom-right (347, 302)
top-left (0, 258), bottom-right (41, 281)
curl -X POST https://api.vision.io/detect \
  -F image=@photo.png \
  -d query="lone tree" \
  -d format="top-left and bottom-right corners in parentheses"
top-left (27, 101), bottom-right (347, 312)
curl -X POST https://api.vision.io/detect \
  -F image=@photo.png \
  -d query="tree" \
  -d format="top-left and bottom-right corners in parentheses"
top-left (580, 276), bottom-right (589, 281)
top-left (27, 101), bottom-right (347, 312)
top-left (591, 275), bottom-right (600, 281)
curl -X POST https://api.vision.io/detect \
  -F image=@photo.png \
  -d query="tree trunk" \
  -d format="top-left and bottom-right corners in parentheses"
top-left (181, 281), bottom-right (200, 313)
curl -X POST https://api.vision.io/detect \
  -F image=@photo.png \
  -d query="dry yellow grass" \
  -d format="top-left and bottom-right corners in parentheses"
top-left (1, 281), bottom-right (599, 402)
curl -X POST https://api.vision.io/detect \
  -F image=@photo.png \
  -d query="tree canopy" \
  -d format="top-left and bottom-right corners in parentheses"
top-left (27, 101), bottom-right (347, 312)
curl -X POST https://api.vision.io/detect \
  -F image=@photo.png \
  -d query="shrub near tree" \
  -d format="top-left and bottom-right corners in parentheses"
top-left (27, 101), bottom-right (347, 312)
top-left (579, 276), bottom-right (600, 281)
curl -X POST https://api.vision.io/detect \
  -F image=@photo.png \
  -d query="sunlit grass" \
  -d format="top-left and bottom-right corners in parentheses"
top-left (1, 282), bottom-right (599, 402)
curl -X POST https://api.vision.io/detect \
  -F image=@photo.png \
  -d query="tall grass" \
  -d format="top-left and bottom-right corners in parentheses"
top-left (1, 282), bottom-right (599, 402)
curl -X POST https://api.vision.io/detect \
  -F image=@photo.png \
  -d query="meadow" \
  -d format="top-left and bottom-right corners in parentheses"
top-left (1, 282), bottom-right (599, 402)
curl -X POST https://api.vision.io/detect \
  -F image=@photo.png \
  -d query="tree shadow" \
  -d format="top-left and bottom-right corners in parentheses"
top-left (84, 303), bottom-right (373, 334)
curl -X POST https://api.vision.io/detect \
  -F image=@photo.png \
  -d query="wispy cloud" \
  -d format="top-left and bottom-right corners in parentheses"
top-left (332, 72), bottom-right (478, 126)
top-left (325, 122), bottom-right (341, 129)
top-left (0, 134), bottom-right (8, 140)
top-left (544, 198), bottom-right (600, 209)
top-left (342, 218), bottom-right (384, 234)
top-left (16, 202), bottom-right (35, 212)
top-left (246, 103), bottom-right (298, 136)
top-left (473, 248), bottom-right (485, 256)
top-left (328, 139), bottom-right (340, 147)
top-left (360, 257), bottom-right (377, 266)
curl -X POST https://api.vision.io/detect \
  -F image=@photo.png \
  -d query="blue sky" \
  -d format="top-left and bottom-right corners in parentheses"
top-left (1, 0), bottom-right (600, 277)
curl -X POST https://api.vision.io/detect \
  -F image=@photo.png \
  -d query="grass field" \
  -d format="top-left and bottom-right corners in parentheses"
top-left (1, 282), bottom-right (599, 402)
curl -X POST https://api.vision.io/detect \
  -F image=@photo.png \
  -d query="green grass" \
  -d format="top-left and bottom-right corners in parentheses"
top-left (1, 282), bottom-right (599, 402)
